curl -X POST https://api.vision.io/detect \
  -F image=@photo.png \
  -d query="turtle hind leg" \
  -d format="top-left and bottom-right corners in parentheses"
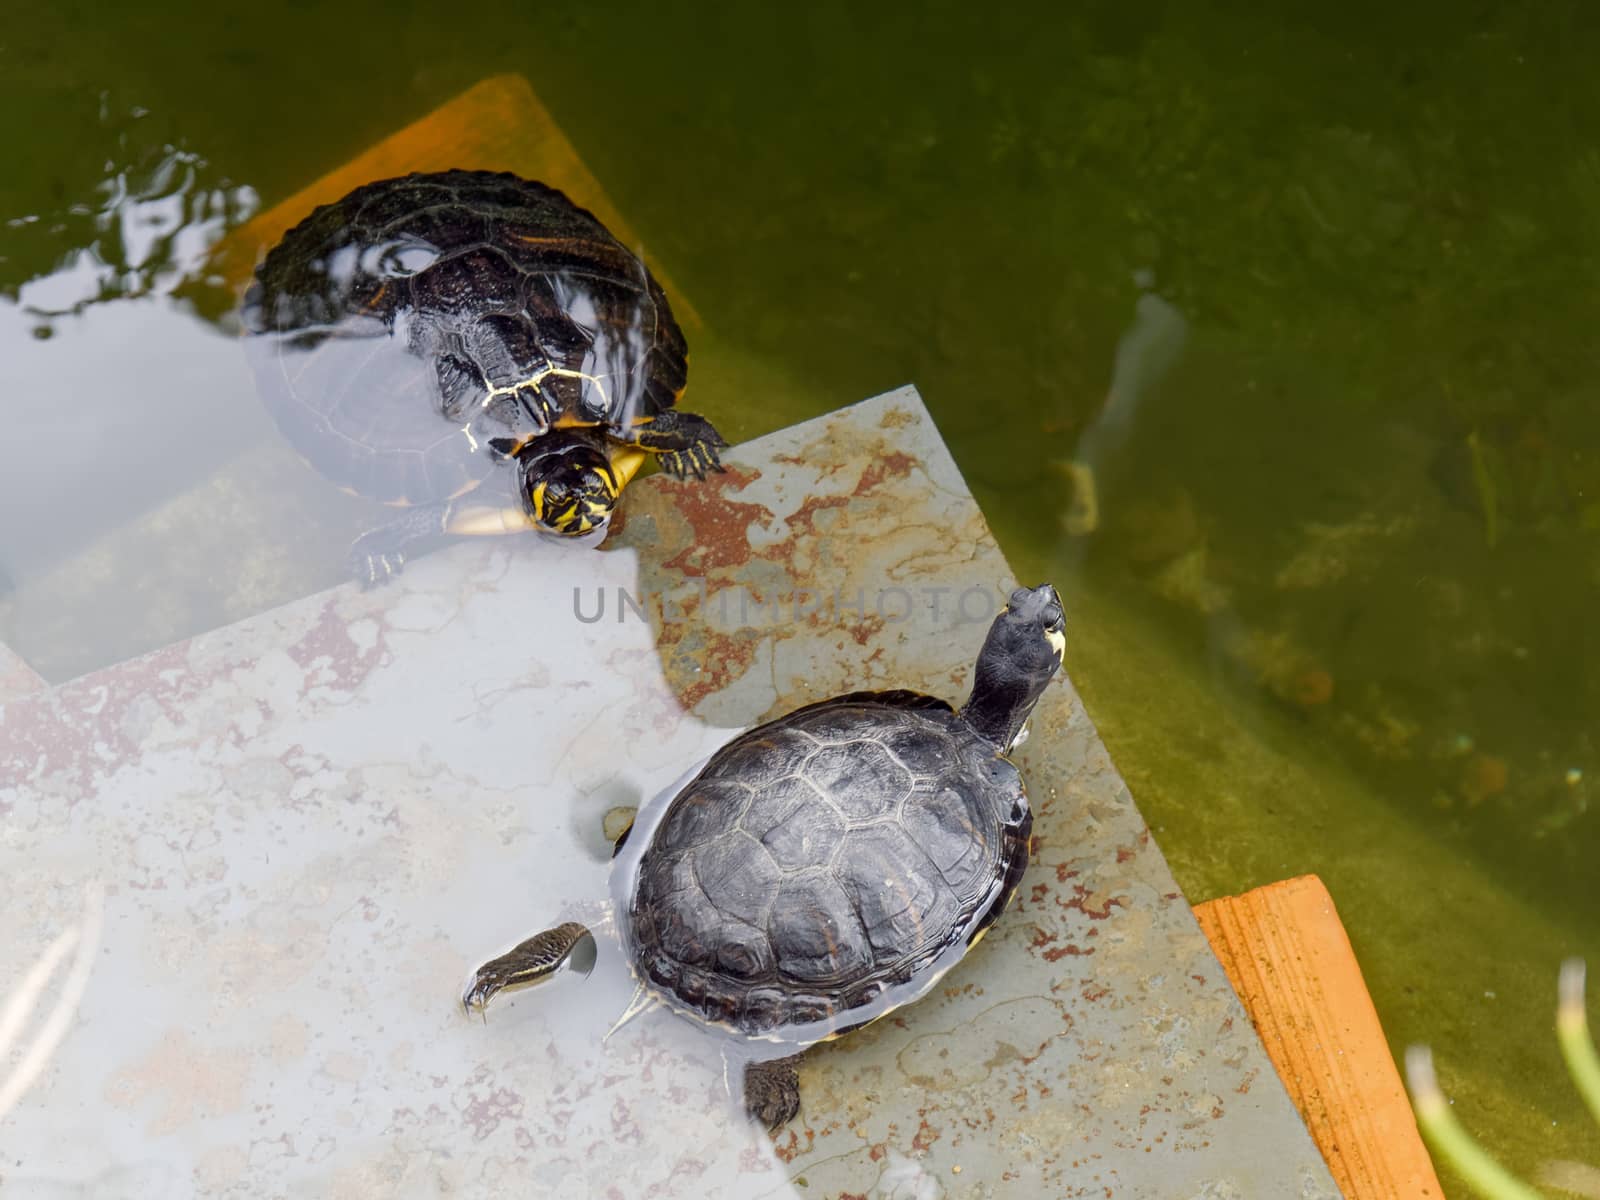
top-left (345, 503), bottom-right (453, 589)
top-left (619, 410), bottom-right (729, 481)
top-left (461, 921), bottom-right (593, 1015)
top-left (743, 1053), bottom-right (805, 1133)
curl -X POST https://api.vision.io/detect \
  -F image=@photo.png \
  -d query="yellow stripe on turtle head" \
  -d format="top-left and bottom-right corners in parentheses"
top-left (1045, 627), bottom-right (1065, 662)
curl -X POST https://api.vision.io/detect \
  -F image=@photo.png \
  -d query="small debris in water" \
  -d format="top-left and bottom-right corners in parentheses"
top-left (1290, 667), bottom-right (1335, 709)
top-left (1460, 753), bottom-right (1509, 806)
top-left (602, 806), bottom-right (638, 845)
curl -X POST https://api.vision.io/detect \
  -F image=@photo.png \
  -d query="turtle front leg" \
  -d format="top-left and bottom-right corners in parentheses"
top-left (743, 1053), bottom-right (805, 1133)
top-left (346, 503), bottom-right (453, 588)
top-left (618, 410), bottom-right (730, 481)
top-left (461, 921), bottom-right (593, 1015)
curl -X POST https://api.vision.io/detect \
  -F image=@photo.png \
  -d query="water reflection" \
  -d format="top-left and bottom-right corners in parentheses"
top-left (1058, 269), bottom-right (1189, 539)
top-left (2, 99), bottom-right (255, 326)
top-left (0, 884), bottom-right (103, 1123)
top-left (0, 101), bottom-right (267, 679)
top-left (0, 281), bottom-right (325, 681)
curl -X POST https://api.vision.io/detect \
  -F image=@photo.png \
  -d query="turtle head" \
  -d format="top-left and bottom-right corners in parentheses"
top-left (959, 583), bottom-right (1065, 751)
top-left (518, 433), bottom-right (643, 541)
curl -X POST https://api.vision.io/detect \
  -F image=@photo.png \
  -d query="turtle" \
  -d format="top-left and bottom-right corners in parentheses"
top-left (241, 169), bottom-right (727, 586)
top-left (461, 583), bottom-right (1065, 1131)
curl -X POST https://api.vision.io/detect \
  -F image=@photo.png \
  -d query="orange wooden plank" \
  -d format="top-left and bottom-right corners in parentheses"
top-left (208, 73), bottom-right (698, 328)
top-left (1193, 875), bottom-right (1444, 1199)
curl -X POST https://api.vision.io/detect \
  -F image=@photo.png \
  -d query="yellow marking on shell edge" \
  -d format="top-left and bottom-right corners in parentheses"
top-left (446, 505), bottom-right (534, 536)
top-left (510, 234), bottom-right (589, 249)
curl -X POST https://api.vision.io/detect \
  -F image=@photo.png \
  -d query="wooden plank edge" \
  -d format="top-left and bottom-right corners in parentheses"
top-left (1193, 874), bottom-right (1445, 1198)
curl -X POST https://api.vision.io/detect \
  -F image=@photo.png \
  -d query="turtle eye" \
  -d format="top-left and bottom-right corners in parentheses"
top-left (529, 479), bottom-right (572, 527)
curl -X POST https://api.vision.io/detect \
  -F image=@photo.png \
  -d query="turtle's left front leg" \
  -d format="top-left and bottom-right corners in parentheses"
top-left (346, 503), bottom-right (454, 588)
top-left (617, 410), bottom-right (730, 481)
top-left (348, 495), bottom-right (547, 587)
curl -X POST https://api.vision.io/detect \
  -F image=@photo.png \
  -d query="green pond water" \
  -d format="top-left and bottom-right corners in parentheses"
top-left (5, 2), bottom-right (1600, 1191)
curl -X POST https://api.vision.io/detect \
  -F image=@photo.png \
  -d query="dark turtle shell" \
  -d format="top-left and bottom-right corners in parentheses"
top-left (621, 691), bottom-right (1032, 1044)
top-left (241, 169), bottom-right (688, 506)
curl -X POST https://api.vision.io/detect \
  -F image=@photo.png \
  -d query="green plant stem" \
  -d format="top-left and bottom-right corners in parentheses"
top-left (1406, 1046), bottom-right (1547, 1200)
top-left (1557, 960), bottom-right (1600, 1130)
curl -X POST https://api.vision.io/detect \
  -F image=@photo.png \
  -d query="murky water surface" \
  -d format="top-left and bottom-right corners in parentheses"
top-left (5, 2), bottom-right (1600, 1189)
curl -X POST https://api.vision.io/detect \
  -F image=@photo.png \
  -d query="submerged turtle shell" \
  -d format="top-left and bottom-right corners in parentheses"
top-left (242, 169), bottom-right (688, 505)
top-left (623, 692), bottom-right (1032, 1044)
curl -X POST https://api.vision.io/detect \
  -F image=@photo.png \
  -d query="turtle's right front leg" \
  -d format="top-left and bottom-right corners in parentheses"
top-left (345, 503), bottom-right (453, 588)
top-left (461, 921), bottom-right (593, 1015)
top-left (617, 409), bottom-right (730, 481)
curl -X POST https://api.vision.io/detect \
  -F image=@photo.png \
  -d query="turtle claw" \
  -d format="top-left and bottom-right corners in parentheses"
top-left (343, 504), bottom-right (452, 588)
top-left (695, 440), bottom-right (727, 476)
top-left (658, 450), bottom-right (691, 480)
top-left (460, 970), bottom-right (503, 1018)
top-left (659, 439), bottom-right (727, 482)
top-left (486, 436), bottom-right (521, 462)
top-left (347, 541), bottom-right (407, 589)
top-left (627, 411), bottom-right (728, 481)
top-left (743, 1054), bottom-right (804, 1133)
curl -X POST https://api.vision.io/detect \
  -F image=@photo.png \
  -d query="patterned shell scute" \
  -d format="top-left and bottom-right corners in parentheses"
top-left (241, 169), bottom-right (688, 505)
top-left (626, 698), bottom-right (1029, 1041)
